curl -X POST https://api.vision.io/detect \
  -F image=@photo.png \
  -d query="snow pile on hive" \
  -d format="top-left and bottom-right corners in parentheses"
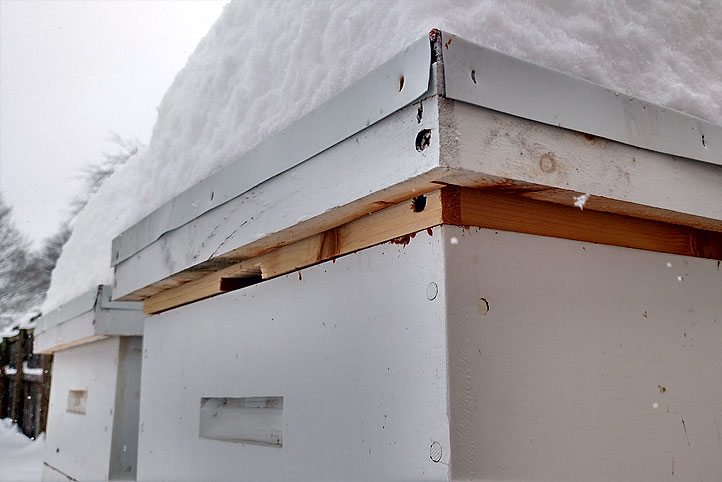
top-left (42, 0), bottom-right (722, 312)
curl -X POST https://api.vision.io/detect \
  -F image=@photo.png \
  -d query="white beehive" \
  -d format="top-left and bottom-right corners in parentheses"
top-left (111, 32), bottom-right (721, 481)
top-left (34, 286), bottom-right (144, 481)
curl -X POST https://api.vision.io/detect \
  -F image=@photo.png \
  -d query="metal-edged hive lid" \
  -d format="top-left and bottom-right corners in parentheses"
top-left (111, 30), bottom-right (721, 271)
top-left (110, 30), bottom-right (722, 309)
top-left (34, 285), bottom-right (144, 353)
top-left (438, 32), bottom-right (719, 165)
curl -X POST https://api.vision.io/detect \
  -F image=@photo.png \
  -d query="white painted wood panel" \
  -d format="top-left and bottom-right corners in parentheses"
top-left (443, 225), bottom-right (722, 481)
top-left (114, 95), bottom-right (443, 299)
top-left (42, 337), bottom-right (143, 481)
top-left (199, 397), bottom-right (284, 447)
top-left (136, 231), bottom-right (450, 481)
top-left (42, 338), bottom-right (120, 481)
top-left (34, 303), bottom-right (144, 354)
top-left (111, 35), bottom-right (434, 265)
top-left (441, 100), bottom-right (722, 223)
top-left (34, 310), bottom-right (104, 354)
top-left (439, 33), bottom-right (720, 165)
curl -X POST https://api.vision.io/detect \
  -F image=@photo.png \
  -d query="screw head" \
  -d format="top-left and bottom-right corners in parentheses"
top-left (430, 441), bottom-right (442, 462)
top-left (426, 282), bottom-right (438, 301)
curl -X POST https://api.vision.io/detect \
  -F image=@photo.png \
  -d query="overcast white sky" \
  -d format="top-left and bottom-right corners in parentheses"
top-left (0, 0), bottom-right (228, 248)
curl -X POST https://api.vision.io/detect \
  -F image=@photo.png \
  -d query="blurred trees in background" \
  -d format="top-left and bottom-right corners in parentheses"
top-left (0, 135), bottom-right (140, 328)
top-left (0, 195), bottom-right (40, 315)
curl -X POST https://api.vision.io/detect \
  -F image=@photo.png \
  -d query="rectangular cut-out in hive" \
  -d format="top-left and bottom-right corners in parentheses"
top-left (67, 389), bottom-right (88, 415)
top-left (199, 397), bottom-right (283, 447)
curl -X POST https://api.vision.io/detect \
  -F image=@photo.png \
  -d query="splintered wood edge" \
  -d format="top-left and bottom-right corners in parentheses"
top-left (143, 186), bottom-right (722, 314)
top-left (143, 190), bottom-right (446, 314)
top-left (118, 174), bottom-right (446, 302)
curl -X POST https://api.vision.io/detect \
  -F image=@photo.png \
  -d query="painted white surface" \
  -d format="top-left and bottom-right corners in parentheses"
top-left (111, 35), bottom-right (433, 266)
top-left (443, 226), bottom-right (722, 481)
top-left (42, 337), bottom-right (142, 482)
top-left (133, 223), bottom-right (721, 480)
top-left (34, 306), bottom-right (144, 354)
top-left (440, 34), bottom-right (720, 165)
top-left (33, 310), bottom-right (103, 355)
top-left (114, 95), bottom-right (442, 299)
top-left (442, 101), bottom-right (722, 223)
top-left (199, 397), bottom-right (284, 446)
top-left (137, 230), bottom-right (450, 481)
top-left (42, 338), bottom-right (119, 481)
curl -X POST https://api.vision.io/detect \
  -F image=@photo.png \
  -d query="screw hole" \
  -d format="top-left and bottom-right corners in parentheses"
top-left (471, 69), bottom-right (477, 84)
top-left (430, 441), bottom-right (442, 462)
top-left (398, 75), bottom-right (405, 92)
top-left (210, 191), bottom-right (215, 201)
top-left (426, 282), bottom-right (438, 301)
top-left (415, 129), bottom-right (432, 152)
top-left (701, 135), bottom-right (706, 148)
top-left (411, 195), bottom-right (427, 213)
top-left (478, 298), bottom-right (489, 316)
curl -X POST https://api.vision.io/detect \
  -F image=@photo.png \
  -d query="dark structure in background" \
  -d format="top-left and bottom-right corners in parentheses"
top-left (0, 327), bottom-right (53, 438)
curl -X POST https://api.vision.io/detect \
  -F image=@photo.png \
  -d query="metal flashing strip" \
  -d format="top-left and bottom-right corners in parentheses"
top-left (98, 284), bottom-right (143, 311)
top-left (34, 286), bottom-right (100, 334)
top-left (439, 32), bottom-right (721, 166)
top-left (111, 35), bottom-right (434, 266)
top-left (34, 285), bottom-right (142, 334)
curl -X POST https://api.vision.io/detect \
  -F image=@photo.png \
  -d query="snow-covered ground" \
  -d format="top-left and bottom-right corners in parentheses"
top-left (42, 0), bottom-right (722, 313)
top-left (0, 419), bottom-right (44, 482)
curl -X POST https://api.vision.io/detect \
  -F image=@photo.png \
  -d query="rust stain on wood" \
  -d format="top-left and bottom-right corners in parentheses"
top-left (390, 232), bottom-right (416, 247)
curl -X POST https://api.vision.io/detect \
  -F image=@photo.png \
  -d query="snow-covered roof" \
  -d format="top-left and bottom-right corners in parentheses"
top-left (42, 0), bottom-right (722, 312)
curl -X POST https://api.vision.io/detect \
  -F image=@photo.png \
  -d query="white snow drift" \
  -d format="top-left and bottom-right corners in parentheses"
top-left (43, 0), bottom-right (722, 312)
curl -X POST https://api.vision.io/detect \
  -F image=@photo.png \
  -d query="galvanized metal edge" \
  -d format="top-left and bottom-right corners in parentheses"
top-left (111, 35), bottom-right (434, 266)
top-left (98, 285), bottom-right (143, 311)
top-left (34, 286), bottom-right (100, 334)
top-left (34, 285), bottom-right (142, 334)
top-left (439, 32), bottom-right (721, 166)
